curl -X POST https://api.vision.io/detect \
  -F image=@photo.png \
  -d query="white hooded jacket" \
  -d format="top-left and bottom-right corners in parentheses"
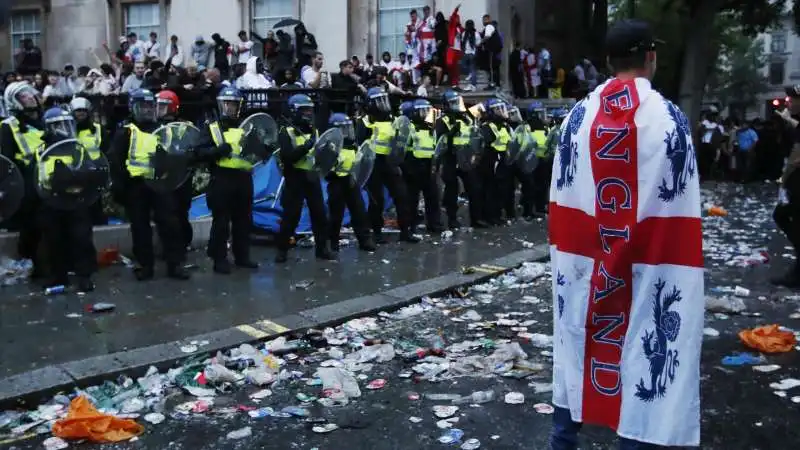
top-left (235, 56), bottom-right (273, 89)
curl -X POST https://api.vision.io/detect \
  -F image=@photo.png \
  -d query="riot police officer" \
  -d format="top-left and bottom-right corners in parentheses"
top-left (404, 99), bottom-right (443, 232)
top-left (0, 82), bottom-right (45, 277)
top-left (480, 98), bottom-right (514, 225)
top-left (355, 87), bottom-right (420, 244)
top-left (275, 93), bottom-right (334, 263)
top-left (507, 105), bottom-right (536, 221)
top-left (109, 88), bottom-right (190, 281)
top-left (526, 107), bottom-right (550, 217)
top-left (38, 107), bottom-right (99, 292)
top-left (200, 87), bottom-right (260, 273)
top-left (326, 113), bottom-right (376, 253)
top-left (71, 96), bottom-right (109, 225)
top-left (435, 90), bottom-right (486, 229)
top-left (537, 108), bottom-right (565, 216)
top-left (156, 90), bottom-right (196, 254)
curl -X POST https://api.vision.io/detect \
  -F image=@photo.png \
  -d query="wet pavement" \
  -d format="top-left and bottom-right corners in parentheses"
top-left (4, 182), bottom-right (800, 450)
top-left (0, 220), bottom-right (547, 378)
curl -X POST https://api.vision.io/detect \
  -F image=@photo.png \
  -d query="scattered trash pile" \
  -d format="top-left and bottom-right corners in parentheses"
top-left (0, 257), bottom-right (32, 287)
top-left (0, 263), bottom-right (553, 448)
top-left (702, 187), bottom-right (774, 268)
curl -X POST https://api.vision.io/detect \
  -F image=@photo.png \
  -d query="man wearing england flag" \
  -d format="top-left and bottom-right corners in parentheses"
top-left (548, 20), bottom-right (703, 449)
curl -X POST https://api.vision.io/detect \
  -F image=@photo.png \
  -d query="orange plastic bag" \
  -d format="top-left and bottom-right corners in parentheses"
top-left (738, 324), bottom-right (797, 353)
top-left (52, 396), bottom-right (144, 443)
top-left (708, 206), bottom-right (728, 217)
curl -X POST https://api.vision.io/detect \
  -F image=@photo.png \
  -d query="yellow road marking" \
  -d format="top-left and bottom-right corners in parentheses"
top-left (255, 320), bottom-right (289, 334)
top-left (236, 324), bottom-right (269, 339)
top-left (479, 264), bottom-right (507, 271)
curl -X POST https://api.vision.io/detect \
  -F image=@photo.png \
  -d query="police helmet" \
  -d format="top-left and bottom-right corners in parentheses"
top-left (366, 87), bottom-right (391, 113)
top-left (287, 94), bottom-right (315, 126)
top-left (442, 89), bottom-right (465, 113)
top-left (217, 86), bottom-right (244, 120)
top-left (328, 112), bottom-right (354, 142)
top-left (413, 99), bottom-right (432, 122)
top-left (44, 107), bottom-right (76, 139)
top-left (128, 89), bottom-right (158, 123)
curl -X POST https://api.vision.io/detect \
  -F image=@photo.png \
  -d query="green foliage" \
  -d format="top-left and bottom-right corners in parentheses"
top-left (707, 35), bottom-right (769, 109)
top-left (607, 0), bottom-right (784, 101)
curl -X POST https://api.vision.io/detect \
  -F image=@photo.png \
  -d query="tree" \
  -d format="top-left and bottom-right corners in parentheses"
top-left (707, 35), bottom-right (769, 116)
top-left (608, 0), bottom-right (786, 125)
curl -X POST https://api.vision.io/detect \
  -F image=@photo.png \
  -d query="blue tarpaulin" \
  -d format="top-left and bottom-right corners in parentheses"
top-left (190, 159), bottom-right (392, 234)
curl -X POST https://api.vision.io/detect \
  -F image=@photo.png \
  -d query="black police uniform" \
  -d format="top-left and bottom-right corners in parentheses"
top-left (325, 136), bottom-right (375, 252)
top-left (275, 123), bottom-right (334, 262)
top-left (109, 122), bottom-right (189, 280)
top-left (434, 113), bottom-right (486, 228)
top-left (355, 113), bottom-right (420, 243)
top-left (159, 115), bottom-right (195, 252)
top-left (480, 116), bottom-right (515, 224)
top-left (196, 117), bottom-right (260, 273)
top-left (404, 116), bottom-right (443, 232)
top-left (37, 132), bottom-right (97, 290)
top-left (0, 114), bottom-right (44, 275)
top-left (75, 118), bottom-right (110, 225)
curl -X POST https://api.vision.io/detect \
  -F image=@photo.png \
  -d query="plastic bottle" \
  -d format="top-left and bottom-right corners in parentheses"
top-left (454, 390), bottom-right (494, 404)
top-left (45, 285), bottom-right (66, 295)
top-left (426, 393), bottom-right (463, 401)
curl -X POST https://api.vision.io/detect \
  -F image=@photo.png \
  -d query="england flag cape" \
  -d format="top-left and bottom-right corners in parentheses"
top-left (548, 77), bottom-right (704, 446)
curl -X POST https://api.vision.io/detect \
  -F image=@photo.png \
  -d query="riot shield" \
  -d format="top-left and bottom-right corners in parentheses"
top-left (352, 142), bottom-right (376, 189)
top-left (517, 147), bottom-right (539, 174)
top-left (433, 135), bottom-right (448, 163)
top-left (506, 126), bottom-right (525, 166)
top-left (0, 154), bottom-right (24, 221)
top-left (164, 122), bottom-right (203, 156)
top-left (388, 115), bottom-right (411, 166)
top-left (457, 126), bottom-right (483, 171)
top-left (151, 125), bottom-right (192, 192)
top-left (240, 112), bottom-right (278, 163)
top-left (36, 139), bottom-right (109, 210)
top-left (313, 128), bottom-right (343, 175)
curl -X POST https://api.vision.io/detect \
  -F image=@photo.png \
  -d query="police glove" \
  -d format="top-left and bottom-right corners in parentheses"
top-left (50, 161), bottom-right (74, 191)
top-left (216, 143), bottom-right (233, 158)
top-left (151, 146), bottom-right (168, 176)
top-left (451, 121), bottom-right (461, 136)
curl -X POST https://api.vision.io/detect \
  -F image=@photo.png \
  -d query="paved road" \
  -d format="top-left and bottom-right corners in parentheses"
top-left (5, 182), bottom-right (800, 449)
top-left (0, 219), bottom-right (547, 378)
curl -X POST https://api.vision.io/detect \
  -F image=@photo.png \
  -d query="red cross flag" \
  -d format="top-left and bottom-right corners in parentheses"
top-left (548, 77), bottom-right (703, 446)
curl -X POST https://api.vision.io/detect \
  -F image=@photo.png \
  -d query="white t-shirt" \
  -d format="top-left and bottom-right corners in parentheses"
top-left (301, 65), bottom-right (329, 88)
top-left (144, 41), bottom-right (160, 60)
top-left (416, 85), bottom-right (428, 97)
top-left (538, 48), bottom-right (551, 71)
top-left (483, 23), bottom-right (496, 39)
top-left (236, 40), bottom-right (254, 64)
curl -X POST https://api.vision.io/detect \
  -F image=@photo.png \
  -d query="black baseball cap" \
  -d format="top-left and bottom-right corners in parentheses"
top-left (606, 19), bottom-right (662, 58)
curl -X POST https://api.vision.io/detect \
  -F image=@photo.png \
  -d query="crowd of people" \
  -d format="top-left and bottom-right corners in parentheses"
top-left (0, 60), bottom-right (564, 292)
top-left (2, 4), bottom-right (583, 108)
top-left (696, 107), bottom-right (791, 183)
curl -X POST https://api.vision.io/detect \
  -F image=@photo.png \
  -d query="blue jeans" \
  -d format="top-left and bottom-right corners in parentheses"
top-left (461, 53), bottom-right (477, 85)
top-left (550, 407), bottom-right (666, 450)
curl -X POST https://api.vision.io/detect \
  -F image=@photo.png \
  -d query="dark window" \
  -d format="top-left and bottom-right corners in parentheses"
top-left (770, 61), bottom-right (785, 85)
top-left (771, 33), bottom-right (787, 53)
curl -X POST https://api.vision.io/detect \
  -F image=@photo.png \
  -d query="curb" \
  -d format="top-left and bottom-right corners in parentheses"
top-left (0, 245), bottom-right (549, 410)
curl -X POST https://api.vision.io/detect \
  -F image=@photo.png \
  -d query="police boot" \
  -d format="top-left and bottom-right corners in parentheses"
top-left (448, 217), bottom-right (462, 230)
top-left (771, 263), bottom-right (800, 288)
top-left (330, 236), bottom-right (341, 252)
top-left (316, 242), bottom-right (337, 261)
top-left (134, 266), bottom-right (155, 281)
top-left (358, 235), bottom-right (377, 252)
top-left (76, 276), bottom-right (95, 293)
top-left (213, 259), bottom-right (232, 275)
top-left (167, 264), bottom-right (191, 280)
top-left (399, 229), bottom-right (421, 243)
top-left (374, 232), bottom-right (390, 245)
top-left (275, 250), bottom-right (289, 264)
